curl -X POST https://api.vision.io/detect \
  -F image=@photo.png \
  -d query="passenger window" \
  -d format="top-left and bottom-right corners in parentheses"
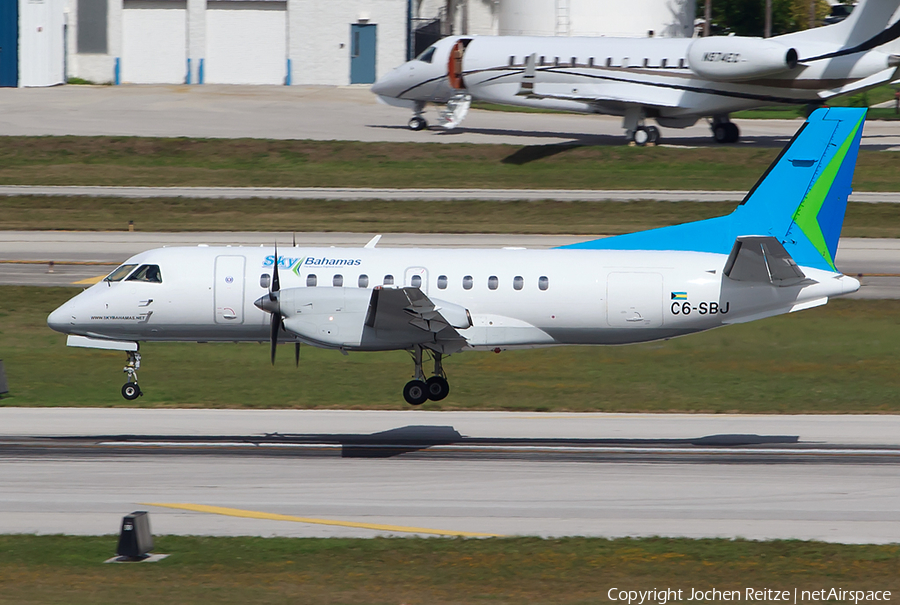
top-left (661, 58), bottom-right (667, 68)
top-left (333, 274), bottom-right (343, 287)
top-left (106, 264), bottom-right (137, 282)
top-left (588, 57), bottom-right (595, 67)
top-left (539, 276), bottom-right (549, 291)
top-left (539, 56), bottom-right (545, 66)
top-left (554, 57), bottom-right (560, 67)
top-left (488, 276), bottom-right (499, 290)
top-left (358, 274), bottom-right (369, 288)
top-left (571, 56), bottom-right (577, 67)
top-left (513, 276), bottom-right (524, 290)
top-left (411, 275), bottom-right (422, 288)
top-left (126, 264), bottom-right (162, 283)
top-left (679, 58), bottom-right (685, 68)
top-left (606, 57), bottom-right (612, 67)
top-left (437, 275), bottom-right (448, 289)
top-left (384, 274), bottom-right (394, 286)
top-left (643, 58), bottom-right (649, 67)
top-left (463, 275), bottom-right (473, 290)
top-left (509, 55), bottom-right (515, 66)
top-left (307, 274), bottom-right (317, 287)
top-left (417, 47), bottom-right (436, 64)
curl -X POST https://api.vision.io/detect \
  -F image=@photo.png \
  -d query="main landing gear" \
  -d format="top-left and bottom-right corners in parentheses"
top-left (712, 117), bottom-right (740, 144)
top-left (121, 351), bottom-right (143, 400)
top-left (403, 345), bottom-right (450, 405)
top-left (408, 101), bottom-right (428, 131)
top-left (622, 107), bottom-right (660, 147)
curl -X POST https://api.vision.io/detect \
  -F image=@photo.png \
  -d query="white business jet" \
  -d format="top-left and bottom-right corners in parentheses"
top-left (371, 0), bottom-right (900, 145)
top-left (49, 108), bottom-right (864, 404)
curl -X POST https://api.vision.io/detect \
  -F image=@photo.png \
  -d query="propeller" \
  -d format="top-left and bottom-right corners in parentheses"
top-left (269, 243), bottom-right (282, 365)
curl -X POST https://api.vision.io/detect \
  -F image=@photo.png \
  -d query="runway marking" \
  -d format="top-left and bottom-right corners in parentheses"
top-left (142, 502), bottom-right (502, 537)
top-left (71, 275), bottom-right (106, 285)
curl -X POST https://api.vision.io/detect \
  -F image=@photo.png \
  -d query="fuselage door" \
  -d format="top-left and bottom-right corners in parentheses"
top-left (215, 255), bottom-right (246, 324)
top-left (607, 272), bottom-right (664, 328)
top-left (405, 267), bottom-right (429, 294)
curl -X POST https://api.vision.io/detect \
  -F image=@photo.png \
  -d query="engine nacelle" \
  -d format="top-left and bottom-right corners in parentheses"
top-left (688, 37), bottom-right (798, 81)
top-left (279, 287), bottom-right (371, 348)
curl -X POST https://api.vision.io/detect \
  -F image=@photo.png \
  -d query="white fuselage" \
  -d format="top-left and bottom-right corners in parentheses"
top-left (48, 246), bottom-right (858, 352)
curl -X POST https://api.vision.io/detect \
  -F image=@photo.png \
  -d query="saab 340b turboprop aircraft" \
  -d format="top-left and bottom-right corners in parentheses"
top-left (49, 108), bottom-right (864, 404)
top-left (371, 0), bottom-right (900, 145)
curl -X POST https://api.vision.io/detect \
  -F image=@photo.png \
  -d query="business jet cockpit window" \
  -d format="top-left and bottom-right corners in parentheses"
top-left (417, 47), bottom-right (436, 64)
top-left (105, 264), bottom-right (138, 282)
top-left (126, 264), bottom-right (163, 283)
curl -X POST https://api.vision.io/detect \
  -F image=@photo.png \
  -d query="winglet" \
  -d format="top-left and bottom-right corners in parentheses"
top-left (364, 235), bottom-right (382, 249)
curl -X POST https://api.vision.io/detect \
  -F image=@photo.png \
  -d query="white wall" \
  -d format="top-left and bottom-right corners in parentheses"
top-left (500, 0), bottom-right (696, 38)
top-left (291, 0), bottom-right (406, 85)
top-left (122, 1), bottom-right (187, 83)
top-left (19, 0), bottom-right (65, 87)
top-left (206, 1), bottom-right (286, 84)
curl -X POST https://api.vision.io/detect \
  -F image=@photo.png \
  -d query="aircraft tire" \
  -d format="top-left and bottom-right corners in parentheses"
top-left (408, 117), bottom-right (428, 131)
top-left (713, 123), bottom-right (729, 144)
top-left (425, 376), bottom-right (450, 401)
top-left (632, 127), bottom-right (650, 146)
top-left (646, 126), bottom-right (661, 145)
top-left (121, 382), bottom-right (142, 400)
top-left (726, 123), bottom-right (740, 143)
top-left (403, 380), bottom-right (429, 405)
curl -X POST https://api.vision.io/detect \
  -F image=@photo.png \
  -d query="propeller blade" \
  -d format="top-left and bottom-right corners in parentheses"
top-left (270, 312), bottom-right (281, 365)
top-left (269, 242), bottom-right (281, 301)
top-left (294, 342), bottom-right (300, 367)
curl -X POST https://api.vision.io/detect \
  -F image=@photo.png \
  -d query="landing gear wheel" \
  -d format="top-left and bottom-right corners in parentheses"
top-left (121, 382), bottom-right (142, 400)
top-left (403, 380), bottom-right (429, 405)
top-left (632, 127), bottom-right (650, 146)
top-left (725, 122), bottom-right (740, 143)
top-left (713, 123), bottom-right (729, 144)
top-left (425, 376), bottom-right (450, 401)
top-left (408, 116), bottom-right (428, 131)
top-left (646, 126), bottom-right (661, 145)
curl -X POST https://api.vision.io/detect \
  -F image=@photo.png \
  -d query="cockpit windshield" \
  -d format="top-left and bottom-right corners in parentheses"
top-left (105, 264), bottom-right (137, 282)
top-left (417, 46), bottom-right (436, 64)
top-left (126, 264), bottom-right (163, 283)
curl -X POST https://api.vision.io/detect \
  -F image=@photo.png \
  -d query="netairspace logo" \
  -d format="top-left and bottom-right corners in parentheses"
top-left (607, 587), bottom-right (892, 605)
top-left (263, 255), bottom-right (363, 276)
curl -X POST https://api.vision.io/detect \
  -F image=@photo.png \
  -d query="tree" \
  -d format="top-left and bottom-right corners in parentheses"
top-left (701, 0), bottom-right (831, 37)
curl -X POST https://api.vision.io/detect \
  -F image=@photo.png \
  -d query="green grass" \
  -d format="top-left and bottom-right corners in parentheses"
top-left (0, 535), bottom-right (896, 605)
top-left (0, 136), bottom-right (899, 192)
top-left (2, 286), bottom-right (899, 412)
top-left (3, 197), bottom-right (900, 237)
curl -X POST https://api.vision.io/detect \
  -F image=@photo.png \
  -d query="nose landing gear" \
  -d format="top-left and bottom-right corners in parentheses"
top-left (121, 351), bottom-right (143, 400)
top-left (403, 345), bottom-right (450, 405)
top-left (408, 101), bottom-right (428, 131)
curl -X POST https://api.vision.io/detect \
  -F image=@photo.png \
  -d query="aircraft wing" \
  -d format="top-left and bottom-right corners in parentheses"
top-left (515, 53), bottom-right (685, 109)
top-left (365, 287), bottom-right (470, 354)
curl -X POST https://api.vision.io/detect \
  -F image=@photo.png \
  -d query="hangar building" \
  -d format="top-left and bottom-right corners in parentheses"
top-left (0, 0), bottom-right (695, 87)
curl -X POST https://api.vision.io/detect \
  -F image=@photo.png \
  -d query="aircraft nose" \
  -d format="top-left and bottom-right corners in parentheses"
top-left (47, 300), bottom-right (76, 334)
top-left (370, 72), bottom-right (394, 96)
top-left (370, 63), bottom-right (411, 97)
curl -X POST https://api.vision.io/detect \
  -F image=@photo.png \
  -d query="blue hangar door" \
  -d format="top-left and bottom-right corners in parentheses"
top-left (0, 0), bottom-right (18, 87)
top-left (350, 23), bottom-right (376, 84)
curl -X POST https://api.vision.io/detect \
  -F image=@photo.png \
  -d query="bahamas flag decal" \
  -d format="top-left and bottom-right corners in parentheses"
top-left (788, 113), bottom-right (866, 271)
top-left (671, 292), bottom-right (688, 300)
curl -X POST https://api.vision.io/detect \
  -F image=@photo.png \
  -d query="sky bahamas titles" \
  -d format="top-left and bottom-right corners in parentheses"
top-left (607, 587), bottom-right (892, 604)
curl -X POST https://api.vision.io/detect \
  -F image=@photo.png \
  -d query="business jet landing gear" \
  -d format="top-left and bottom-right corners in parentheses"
top-left (712, 117), bottom-right (740, 144)
top-left (408, 101), bottom-right (428, 131)
top-left (403, 346), bottom-right (449, 405)
top-left (623, 107), bottom-right (660, 146)
top-left (121, 351), bottom-right (143, 400)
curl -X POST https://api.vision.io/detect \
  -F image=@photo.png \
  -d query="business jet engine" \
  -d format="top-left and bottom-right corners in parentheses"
top-left (687, 37), bottom-right (799, 81)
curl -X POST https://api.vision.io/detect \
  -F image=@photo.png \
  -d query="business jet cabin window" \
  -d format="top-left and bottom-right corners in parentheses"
top-left (126, 264), bottom-right (162, 283)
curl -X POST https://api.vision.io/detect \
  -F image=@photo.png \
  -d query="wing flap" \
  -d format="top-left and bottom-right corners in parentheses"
top-left (366, 287), bottom-right (470, 354)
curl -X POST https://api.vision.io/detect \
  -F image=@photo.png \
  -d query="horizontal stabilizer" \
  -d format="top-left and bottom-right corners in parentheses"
top-left (723, 236), bottom-right (809, 286)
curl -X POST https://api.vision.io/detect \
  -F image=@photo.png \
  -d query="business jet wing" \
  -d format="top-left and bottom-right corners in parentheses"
top-left (515, 52), bottom-right (683, 109)
top-left (365, 287), bottom-right (470, 354)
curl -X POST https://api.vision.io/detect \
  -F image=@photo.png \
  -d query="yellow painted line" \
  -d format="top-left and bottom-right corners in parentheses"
top-left (142, 502), bottom-right (502, 538)
top-left (71, 275), bottom-right (106, 285)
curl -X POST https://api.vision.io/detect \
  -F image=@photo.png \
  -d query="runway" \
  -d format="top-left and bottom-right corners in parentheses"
top-left (1, 84), bottom-right (899, 148)
top-left (1, 409), bottom-right (898, 543)
top-left (1, 231), bottom-right (899, 297)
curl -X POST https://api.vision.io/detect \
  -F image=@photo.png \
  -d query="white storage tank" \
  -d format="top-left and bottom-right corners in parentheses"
top-left (500, 0), bottom-right (696, 38)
